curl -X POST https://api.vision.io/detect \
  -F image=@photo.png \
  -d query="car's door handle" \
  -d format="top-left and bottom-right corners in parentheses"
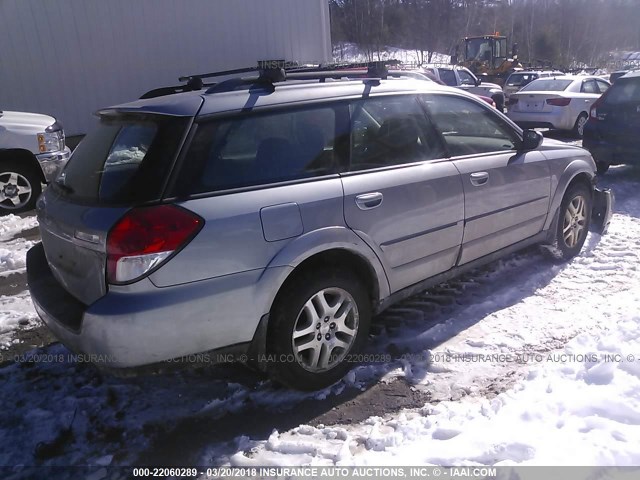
top-left (470, 172), bottom-right (489, 186)
top-left (355, 192), bottom-right (383, 210)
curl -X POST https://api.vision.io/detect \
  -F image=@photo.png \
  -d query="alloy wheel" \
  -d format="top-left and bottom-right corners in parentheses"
top-left (0, 171), bottom-right (33, 210)
top-left (562, 194), bottom-right (587, 248)
top-left (291, 287), bottom-right (359, 372)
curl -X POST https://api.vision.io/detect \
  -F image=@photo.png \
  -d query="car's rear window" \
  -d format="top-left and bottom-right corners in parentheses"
top-left (521, 79), bottom-right (573, 92)
top-left (507, 73), bottom-right (538, 86)
top-left (603, 78), bottom-right (640, 105)
top-left (56, 114), bottom-right (188, 205)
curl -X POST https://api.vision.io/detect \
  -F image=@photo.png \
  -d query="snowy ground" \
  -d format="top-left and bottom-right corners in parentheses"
top-left (332, 42), bottom-right (450, 65)
top-left (1, 138), bottom-right (640, 470)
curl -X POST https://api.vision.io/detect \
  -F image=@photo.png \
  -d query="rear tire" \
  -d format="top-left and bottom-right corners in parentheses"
top-left (546, 183), bottom-right (592, 261)
top-left (572, 113), bottom-right (588, 138)
top-left (0, 161), bottom-right (42, 214)
top-left (267, 268), bottom-right (371, 391)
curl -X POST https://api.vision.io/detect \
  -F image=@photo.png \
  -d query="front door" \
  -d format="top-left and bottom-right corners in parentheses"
top-left (341, 95), bottom-right (465, 293)
top-left (422, 93), bottom-right (551, 264)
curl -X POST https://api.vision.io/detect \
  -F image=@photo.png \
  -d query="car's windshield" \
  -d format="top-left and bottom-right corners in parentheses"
top-left (507, 73), bottom-right (538, 87)
top-left (465, 38), bottom-right (492, 62)
top-left (521, 79), bottom-right (573, 92)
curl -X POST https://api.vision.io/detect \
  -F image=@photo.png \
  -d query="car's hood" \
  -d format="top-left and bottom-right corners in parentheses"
top-left (540, 137), bottom-right (587, 153)
top-left (477, 82), bottom-right (502, 90)
top-left (0, 110), bottom-right (56, 133)
top-left (0, 111), bottom-right (57, 154)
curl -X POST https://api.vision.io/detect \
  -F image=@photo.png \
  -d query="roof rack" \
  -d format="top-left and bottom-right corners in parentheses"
top-left (140, 60), bottom-right (418, 99)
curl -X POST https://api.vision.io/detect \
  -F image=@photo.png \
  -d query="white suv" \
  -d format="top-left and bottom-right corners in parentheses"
top-left (0, 110), bottom-right (71, 213)
top-left (422, 65), bottom-right (505, 110)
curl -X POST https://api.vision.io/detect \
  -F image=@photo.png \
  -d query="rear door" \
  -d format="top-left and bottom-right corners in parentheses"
top-left (341, 95), bottom-right (464, 293)
top-left (157, 103), bottom-right (350, 287)
top-left (422, 93), bottom-right (551, 264)
top-left (577, 79), bottom-right (603, 112)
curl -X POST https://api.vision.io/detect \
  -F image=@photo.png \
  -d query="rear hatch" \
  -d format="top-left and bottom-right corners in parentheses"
top-left (593, 76), bottom-right (640, 148)
top-left (38, 112), bottom-right (191, 305)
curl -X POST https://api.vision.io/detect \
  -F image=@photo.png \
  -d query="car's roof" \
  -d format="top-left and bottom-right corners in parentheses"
top-left (529, 75), bottom-right (602, 82)
top-left (620, 70), bottom-right (640, 79)
top-left (101, 78), bottom-right (465, 118)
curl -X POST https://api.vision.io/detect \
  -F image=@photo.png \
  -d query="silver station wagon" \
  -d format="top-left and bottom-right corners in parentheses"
top-left (27, 64), bottom-right (613, 390)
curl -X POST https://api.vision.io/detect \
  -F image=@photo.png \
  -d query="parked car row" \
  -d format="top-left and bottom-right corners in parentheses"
top-left (27, 65), bottom-right (613, 390)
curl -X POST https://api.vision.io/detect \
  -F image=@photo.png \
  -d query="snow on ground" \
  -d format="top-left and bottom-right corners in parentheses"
top-left (0, 292), bottom-right (38, 349)
top-left (0, 214), bottom-right (38, 347)
top-left (0, 237), bottom-right (35, 277)
top-left (0, 214), bottom-right (37, 277)
top-left (225, 294), bottom-right (640, 467)
top-left (332, 42), bottom-right (450, 64)
top-left (0, 214), bottom-right (37, 241)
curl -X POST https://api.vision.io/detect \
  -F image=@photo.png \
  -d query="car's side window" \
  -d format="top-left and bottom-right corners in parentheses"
top-left (596, 80), bottom-right (610, 94)
top-left (581, 80), bottom-right (598, 94)
top-left (349, 95), bottom-right (445, 172)
top-left (438, 69), bottom-right (457, 86)
top-left (174, 104), bottom-right (349, 194)
top-left (421, 94), bottom-right (521, 156)
top-left (458, 70), bottom-right (476, 86)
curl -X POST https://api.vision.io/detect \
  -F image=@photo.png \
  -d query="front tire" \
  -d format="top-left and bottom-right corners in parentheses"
top-left (0, 161), bottom-right (42, 214)
top-left (267, 268), bottom-right (371, 391)
top-left (548, 184), bottom-right (592, 261)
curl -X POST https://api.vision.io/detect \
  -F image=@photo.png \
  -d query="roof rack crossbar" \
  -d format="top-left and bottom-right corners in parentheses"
top-left (179, 60), bottom-right (293, 83)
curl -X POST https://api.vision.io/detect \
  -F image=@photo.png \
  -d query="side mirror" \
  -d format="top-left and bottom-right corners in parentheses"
top-left (521, 129), bottom-right (543, 151)
top-left (475, 78), bottom-right (482, 86)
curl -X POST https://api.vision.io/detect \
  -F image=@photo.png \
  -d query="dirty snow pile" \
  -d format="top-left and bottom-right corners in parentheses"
top-left (0, 214), bottom-right (37, 277)
top-left (0, 214), bottom-right (38, 348)
top-left (227, 306), bottom-right (640, 467)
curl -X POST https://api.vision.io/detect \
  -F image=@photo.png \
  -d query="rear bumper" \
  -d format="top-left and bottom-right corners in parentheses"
top-left (27, 243), bottom-right (287, 368)
top-left (36, 146), bottom-right (71, 182)
top-left (507, 110), bottom-right (575, 131)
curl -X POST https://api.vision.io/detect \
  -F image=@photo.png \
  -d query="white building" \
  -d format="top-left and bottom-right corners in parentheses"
top-left (0, 0), bottom-right (331, 135)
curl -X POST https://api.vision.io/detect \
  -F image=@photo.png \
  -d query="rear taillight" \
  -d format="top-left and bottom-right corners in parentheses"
top-left (590, 93), bottom-right (608, 120)
top-left (106, 205), bottom-right (203, 284)
top-left (546, 98), bottom-right (572, 107)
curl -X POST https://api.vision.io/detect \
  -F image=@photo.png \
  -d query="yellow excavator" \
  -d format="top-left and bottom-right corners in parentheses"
top-left (452, 33), bottom-right (523, 86)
